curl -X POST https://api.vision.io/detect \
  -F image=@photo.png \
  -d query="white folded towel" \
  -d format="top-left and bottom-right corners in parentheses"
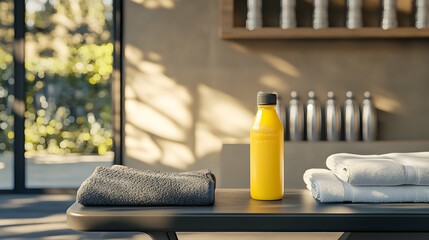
top-left (303, 169), bottom-right (429, 203)
top-left (326, 152), bottom-right (429, 186)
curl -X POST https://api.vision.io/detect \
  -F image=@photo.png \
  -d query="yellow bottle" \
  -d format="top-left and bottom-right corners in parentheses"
top-left (250, 92), bottom-right (284, 200)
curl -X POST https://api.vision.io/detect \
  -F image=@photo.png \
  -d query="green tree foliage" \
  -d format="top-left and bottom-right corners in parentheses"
top-left (0, 0), bottom-right (14, 152)
top-left (0, 0), bottom-right (114, 155)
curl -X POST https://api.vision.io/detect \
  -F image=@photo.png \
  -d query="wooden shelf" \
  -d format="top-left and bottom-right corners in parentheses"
top-left (221, 27), bottom-right (429, 40)
top-left (220, 0), bottom-right (429, 39)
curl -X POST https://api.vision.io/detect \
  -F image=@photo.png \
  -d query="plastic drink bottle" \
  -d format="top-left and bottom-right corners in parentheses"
top-left (250, 92), bottom-right (284, 200)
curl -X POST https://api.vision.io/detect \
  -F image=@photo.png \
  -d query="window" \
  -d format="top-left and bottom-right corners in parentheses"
top-left (0, 0), bottom-right (121, 192)
top-left (0, 0), bottom-right (14, 190)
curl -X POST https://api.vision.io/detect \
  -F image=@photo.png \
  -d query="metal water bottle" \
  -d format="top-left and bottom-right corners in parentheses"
top-left (381, 0), bottom-right (397, 29)
top-left (281, 0), bottom-right (296, 29)
top-left (313, 0), bottom-right (329, 29)
top-left (246, 0), bottom-right (262, 30)
top-left (325, 91), bottom-right (341, 141)
top-left (344, 91), bottom-right (360, 141)
top-left (306, 91), bottom-right (322, 141)
top-left (347, 0), bottom-right (363, 29)
top-left (416, 0), bottom-right (429, 29)
top-left (361, 91), bottom-right (377, 141)
top-left (288, 91), bottom-right (304, 141)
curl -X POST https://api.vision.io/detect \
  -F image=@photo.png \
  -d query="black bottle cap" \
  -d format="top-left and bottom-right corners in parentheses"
top-left (257, 92), bottom-right (277, 105)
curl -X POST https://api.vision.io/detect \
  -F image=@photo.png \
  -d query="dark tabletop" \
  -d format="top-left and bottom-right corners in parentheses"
top-left (66, 189), bottom-right (429, 232)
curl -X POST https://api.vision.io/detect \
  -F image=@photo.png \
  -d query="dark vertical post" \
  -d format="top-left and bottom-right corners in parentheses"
top-left (112, 0), bottom-right (124, 165)
top-left (13, 0), bottom-right (26, 192)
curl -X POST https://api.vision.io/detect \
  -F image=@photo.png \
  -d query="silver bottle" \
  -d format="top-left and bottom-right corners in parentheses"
top-left (344, 91), bottom-right (360, 141)
top-left (416, 0), bottom-right (429, 29)
top-left (361, 91), bottom-right (377, 141)
top-left (246, 0), bottom-right (262, 30)
top-left (313, 0), bottom-right (329, 29)
top-left (381, 0), bottom-right (397, 29)
top-left (288, 91), bottom-right (304, 141)
top-left (347, 0), bottom-right (363, 29)
top-left (281, 0), bottom-right (296, 29)
top-left (325, 91), bottom-right (341, 141)
top-left (306, 91), bottom-right (322, 141)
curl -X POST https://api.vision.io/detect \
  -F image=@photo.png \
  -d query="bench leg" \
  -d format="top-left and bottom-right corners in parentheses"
top-left (339, 232), bottom-right (429, 240)
top-left (146, 231), bottom-right (178, 240)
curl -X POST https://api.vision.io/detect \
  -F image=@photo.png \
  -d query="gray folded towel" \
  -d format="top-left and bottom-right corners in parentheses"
top-left (76, 165), bottom-right (216, 206)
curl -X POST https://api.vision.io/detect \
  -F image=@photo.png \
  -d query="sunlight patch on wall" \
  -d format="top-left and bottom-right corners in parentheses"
top-left (260, 53), bottom-right (300, 78)
top-left (152, 94), bottom-right (192, 128)
top-left (125, 45), bottom-right (194, 168)
top-left (125, 45), bottom-right (256, 169)
top-left (126, 100), bottom-right (187, 142)
top-left (373, 94), bottom-right (403, 114)
top-left (137, 61), bottom-right (166, 75)
top-left (259, 74), bottom-right (290, 92)
top-left (195, 123), bottom-right (223, 159)
top-left (130, 0), bottom-right (176, 9)
top-left (125, 44), bottom-right (144, 64)
top-left (126, 46), bottom-right (192, 129)
top-left (125, 82), bottom-right (137, 98)
top-left (227, 42), bottom-right (249, 54)
top-left (198, 84), bottom-right (253, 140)
top-left (148, 51), bottom-right (162, 61)
top-left (158, 140), bottom-right (194, 169)
top-left (125, 124), bottom-right (161, 164)
top-left (127, 79), bottom-right (192, 129)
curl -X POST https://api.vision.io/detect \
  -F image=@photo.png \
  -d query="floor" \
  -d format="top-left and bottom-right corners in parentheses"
top-left (0, 194), bottom-right (342, 240)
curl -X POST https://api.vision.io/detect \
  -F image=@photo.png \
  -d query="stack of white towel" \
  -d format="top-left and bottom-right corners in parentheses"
top-left (303, 152), bottom-right (429, 203)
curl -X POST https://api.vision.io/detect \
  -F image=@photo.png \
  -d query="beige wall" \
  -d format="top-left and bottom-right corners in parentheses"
top-left (124, 0), bottom-right (429, 176)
